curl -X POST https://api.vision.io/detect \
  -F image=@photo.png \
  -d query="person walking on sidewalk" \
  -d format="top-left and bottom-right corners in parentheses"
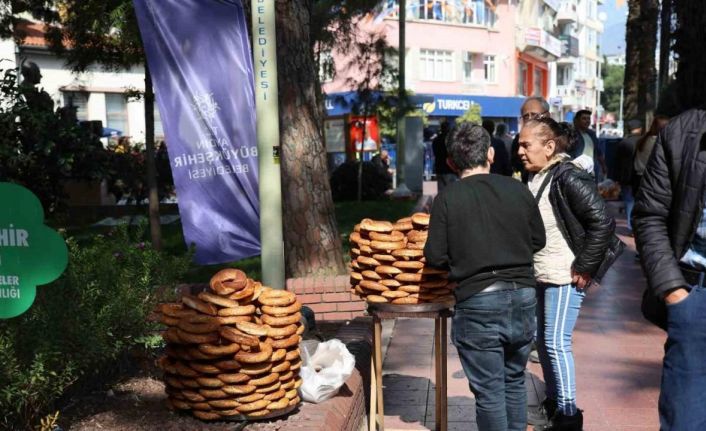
top-left (425, 122), bottom-right (546, 431)
top-left (518, 117), bottom-right (615, 431)
top-left (633, 107), bottom-right (706, 431)
top-left (432, 121), bottom-right (457, 193)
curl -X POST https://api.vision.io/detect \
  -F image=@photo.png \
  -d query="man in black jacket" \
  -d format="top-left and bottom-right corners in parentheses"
top-left (432, 121), bottom-right (456, 193)
top-left (633, 108), bottom-right (706, 431)
top-left (425, 122), bottom-right (546, 431)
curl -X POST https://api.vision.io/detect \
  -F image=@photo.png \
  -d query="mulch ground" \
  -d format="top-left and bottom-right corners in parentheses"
top-left (60, 322), bottom-right (344, 431)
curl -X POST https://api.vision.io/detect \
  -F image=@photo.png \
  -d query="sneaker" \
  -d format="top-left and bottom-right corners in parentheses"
top-left (527, 398), bottom-right (557, 427)
top-left (535, 409), bottom-right (583, 431)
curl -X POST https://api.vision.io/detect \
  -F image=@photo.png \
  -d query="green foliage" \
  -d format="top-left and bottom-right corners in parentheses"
top-left (0, 68), bottom-right (108, 212)
top-left (601, 62), bottom-right (625, 115)
top-left (0, 224), bottom-right (191, 430)
top-left (455, 103), bottom-right (482, 125)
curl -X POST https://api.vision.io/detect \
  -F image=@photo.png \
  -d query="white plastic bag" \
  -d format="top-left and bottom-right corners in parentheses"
top-left (299, 339), bottom-right (356, 403)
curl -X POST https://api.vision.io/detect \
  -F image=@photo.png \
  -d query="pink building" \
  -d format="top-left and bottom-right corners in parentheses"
top-left (322, 1), bottom-right (560, 133)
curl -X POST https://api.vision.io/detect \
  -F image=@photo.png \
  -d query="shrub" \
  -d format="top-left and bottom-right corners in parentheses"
top-left (330, 160), bottom-right (392, 201)
top-left (0, 224), bottom-right (191, 430)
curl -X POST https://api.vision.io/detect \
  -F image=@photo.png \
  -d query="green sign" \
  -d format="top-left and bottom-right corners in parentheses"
top-left (0, 183), bottom-right (68, 319)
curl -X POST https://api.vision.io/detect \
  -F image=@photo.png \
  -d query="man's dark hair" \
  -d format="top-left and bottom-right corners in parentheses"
top-left (496, 123), bottom-right (507, 135)
top-left (448, 123), bottom-right (490, 171)
top-left (482, 119), bottom-right (495, 135)
top-left (575, 109), bottom-right (592, 119)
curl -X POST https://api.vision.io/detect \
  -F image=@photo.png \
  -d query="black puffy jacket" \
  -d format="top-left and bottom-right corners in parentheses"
top-left (633, 108), bottom-right (706, 298)
top-left (548, 160), bottom-right (616, 276)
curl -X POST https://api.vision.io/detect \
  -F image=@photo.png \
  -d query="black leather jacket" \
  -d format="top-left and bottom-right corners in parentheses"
top-left (633, 109), bottom-right (706, 298)
top-left (548, 160), bottom-right (615, 276)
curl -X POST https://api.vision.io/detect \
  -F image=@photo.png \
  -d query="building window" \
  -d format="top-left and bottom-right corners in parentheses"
top-left (517, 61), bottom-right (528, 96)
top-left (420, 49), bottom-right (454, 82)
top-left (63, 91), bottom-right (88, 121)
top-left (154, 105), bottom-right (164, 139)
top-left (319, 51), bottom-right (335, 83)
top-left (105, 93), bottom-right (128, 134)
top-left (557, 65), bottom-right (571, 86)
top-left (484, 55), bottom-right (496, 83)
top-left (463, 52), bottom-right (474, 82)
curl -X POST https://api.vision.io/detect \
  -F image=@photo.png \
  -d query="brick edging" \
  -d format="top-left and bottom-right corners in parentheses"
top-left (286, 275), bottom-right (365, 321)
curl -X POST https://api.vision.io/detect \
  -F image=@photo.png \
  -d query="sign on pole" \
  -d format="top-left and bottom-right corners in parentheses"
top-left (0, 183), bottom-right (68, 319)
top-left (133, 0), bottom-right (260, 265)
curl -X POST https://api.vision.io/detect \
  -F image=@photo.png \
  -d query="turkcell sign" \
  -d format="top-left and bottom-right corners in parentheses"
top-left (133, 0), bottom-right (260, 264)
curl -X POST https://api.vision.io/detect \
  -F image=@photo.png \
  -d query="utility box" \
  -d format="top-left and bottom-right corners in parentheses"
top-left (404, 117), bottom-right (424, 194)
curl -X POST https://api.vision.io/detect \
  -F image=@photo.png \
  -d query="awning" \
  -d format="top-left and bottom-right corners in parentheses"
top-left (324, 91), bottom-right (435, 117)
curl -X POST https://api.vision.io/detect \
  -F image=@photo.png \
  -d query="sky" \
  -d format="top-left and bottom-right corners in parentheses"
top-left (599, 0), bottom-right (628, 55)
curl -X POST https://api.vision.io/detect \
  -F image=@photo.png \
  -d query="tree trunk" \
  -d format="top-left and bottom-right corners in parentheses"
top-left (623, 1), bottom-right (641, 128)
top-left (144, 64), bottom-right (162, 250)
top-left (673, 0), bottom-right (706, 110)
top-left (658, 0), bottom-right (672, 95)
top-left (275, 0), bottom-right (346, 277)
top-left (637, 0), bottom-right (658, 125)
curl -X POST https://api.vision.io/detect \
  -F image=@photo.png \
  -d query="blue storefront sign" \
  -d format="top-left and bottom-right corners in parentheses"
top-left (325, 92), bottom-right (524, 119)
top-left (325, 92), bottom-right (524, 133)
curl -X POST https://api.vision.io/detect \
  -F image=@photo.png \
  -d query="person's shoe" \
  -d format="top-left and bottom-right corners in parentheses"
top-left (535, 409), bottom-right (583, 431)
top-left (529, 348), bottom-right (540, 363)
top-left (527, 398), bottom-right (557, 426)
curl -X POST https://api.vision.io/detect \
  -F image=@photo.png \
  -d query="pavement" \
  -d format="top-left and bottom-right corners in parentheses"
top-left (378, 205), bottom-right (665, 431)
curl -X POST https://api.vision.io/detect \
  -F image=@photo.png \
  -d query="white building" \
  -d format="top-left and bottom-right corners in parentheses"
top-left (1, 20), bottom-right (162, 143)
top-left (548, 0), bottom-right (605, 123)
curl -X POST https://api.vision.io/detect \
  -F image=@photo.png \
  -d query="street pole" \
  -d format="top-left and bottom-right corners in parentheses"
top-left (618, 87), bottom-right (624, 134)
top-left (252, 0), bottom-right (285, 289)
top-left (393, 0), bottom-right (412, 198)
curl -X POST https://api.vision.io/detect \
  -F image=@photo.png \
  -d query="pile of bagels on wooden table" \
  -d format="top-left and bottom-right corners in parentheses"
top-left (156, 268), bottom-right (303, 421)
top-left (349, 212), bottom-right (454, 305)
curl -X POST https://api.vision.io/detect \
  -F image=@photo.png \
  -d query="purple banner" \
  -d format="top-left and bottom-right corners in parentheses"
top-left (133, 0), bottom-right (260, 264)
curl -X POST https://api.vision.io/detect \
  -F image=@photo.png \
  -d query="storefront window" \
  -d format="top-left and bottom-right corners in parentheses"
top-left (63, 91), bottom-right (88, 121)
top-left (517, 62), bottom-right (528, 96)
top-left (533, 68), bottom-right (544, 97)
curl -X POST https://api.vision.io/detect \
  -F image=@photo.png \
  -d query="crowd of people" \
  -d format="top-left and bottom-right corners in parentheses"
top-left (424, 96), bottom-right (706, 431)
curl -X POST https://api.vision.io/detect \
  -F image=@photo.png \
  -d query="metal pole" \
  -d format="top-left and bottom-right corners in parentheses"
top-left (618, 87), bottom-right (624, 133)
top-left (393, 0), bottom-right (412, 197)
top-left (252, 0), bottom-right (285, 289)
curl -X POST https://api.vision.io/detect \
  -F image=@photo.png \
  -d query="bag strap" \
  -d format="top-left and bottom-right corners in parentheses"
top-left (534, 165), bottom-right (558, 203)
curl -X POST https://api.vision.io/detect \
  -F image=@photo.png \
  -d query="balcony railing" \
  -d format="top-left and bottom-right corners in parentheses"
top-left (557, 0), bottom-right (578, 23)
top-left (525, 27), bottom-right (562, 59)
top-left (378, 0), bottom-right (498, 28)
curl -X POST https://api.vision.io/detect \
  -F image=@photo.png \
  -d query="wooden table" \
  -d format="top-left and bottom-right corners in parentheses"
top-left (367, 302), bottom-right (453, 431)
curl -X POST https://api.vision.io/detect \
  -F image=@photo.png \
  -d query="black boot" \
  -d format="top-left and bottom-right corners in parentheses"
top-left (536, 409), bottom-right (584, 431)
top-left (527, 398), bottom-right (557, 426)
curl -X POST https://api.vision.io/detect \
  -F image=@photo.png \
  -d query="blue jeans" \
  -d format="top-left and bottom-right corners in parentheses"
top-left (622, 185), bottom-right (634, 230)
top-left (660, 285), bottom-right (706, 431)
top-left (536, 283), bottom-right (585, 416)
top-left (452, 285), bottom-right (536, 431)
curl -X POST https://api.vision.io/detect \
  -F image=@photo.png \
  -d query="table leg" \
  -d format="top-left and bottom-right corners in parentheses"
top-left (369, 337), bottom-right (377, 431)
top-left (434, 317), bottom-right (442, 431)
top-left (374, 316), bottom-right (385, 430)
top-left (440, 316), bottom-right (448, 431)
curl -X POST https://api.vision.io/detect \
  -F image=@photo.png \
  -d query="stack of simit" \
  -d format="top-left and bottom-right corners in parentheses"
top-left (349, 212), bottom-right (454, 305)
top-left (156, 269), bottom-right (303, 421)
